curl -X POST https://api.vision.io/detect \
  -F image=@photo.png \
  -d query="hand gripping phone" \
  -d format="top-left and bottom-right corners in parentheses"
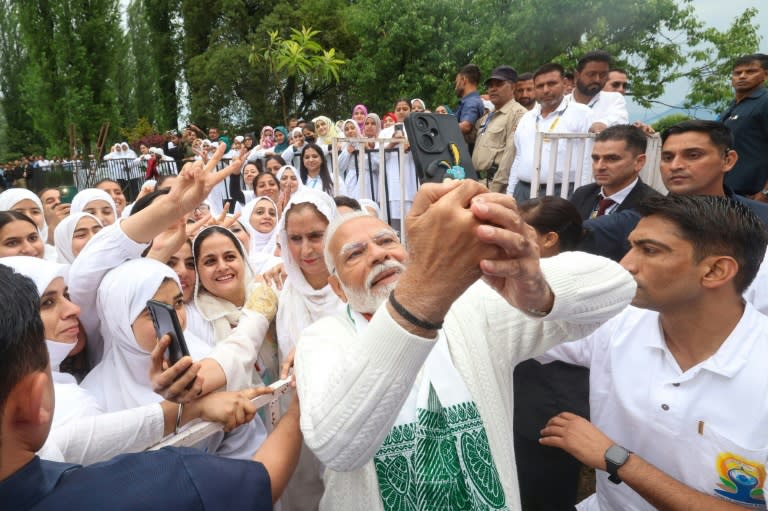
top-left (147, 300), bottom-right (191, 365)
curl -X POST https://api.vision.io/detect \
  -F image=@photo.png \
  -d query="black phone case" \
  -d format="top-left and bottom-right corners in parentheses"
top-left (404, 113), bottom-right (477, 183)
top-left (147, 299), bottom-right (191, 365)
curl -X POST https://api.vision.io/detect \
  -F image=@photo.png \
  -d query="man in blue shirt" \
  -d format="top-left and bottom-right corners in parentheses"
top-left (720, 54), bottom-right (768, 198)
top-left (0, 265), bottom-right (301, 511)
top-left (454, 64), bottom-right (485, 153)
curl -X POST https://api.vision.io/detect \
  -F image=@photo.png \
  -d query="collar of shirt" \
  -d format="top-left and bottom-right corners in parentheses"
top-left (564, 91), bottom-right (601, 108)
top-left (642, 303), bottom-right (759, 380)
top-left (533, 96), bottom-right (570, 121)
top-left (0, 457), bottom-right (77, 509)
top-left (601, 177), bottom-right (638, 204)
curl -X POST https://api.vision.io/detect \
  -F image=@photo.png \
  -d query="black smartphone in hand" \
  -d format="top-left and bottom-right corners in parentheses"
top-left (147, 300), bottom-right (191, 365)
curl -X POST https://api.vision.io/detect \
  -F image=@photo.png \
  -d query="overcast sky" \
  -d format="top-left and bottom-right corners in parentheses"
top-left (628, 0), bottom-right (767, 122)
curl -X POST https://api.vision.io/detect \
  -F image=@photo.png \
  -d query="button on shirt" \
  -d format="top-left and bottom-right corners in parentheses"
top-left (540, 304), bottom-right (768, 511)
top-left (507, 98), bottom-right (593, 193)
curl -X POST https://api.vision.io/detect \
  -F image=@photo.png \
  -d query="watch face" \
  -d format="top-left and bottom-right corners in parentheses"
top-left (605, 445), bottom-right (630, 465)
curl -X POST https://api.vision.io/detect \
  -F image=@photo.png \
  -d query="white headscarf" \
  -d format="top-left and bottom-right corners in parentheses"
top-left (53, 212), bottom-right (102, 264)
top-left (0, 188), bottom-right (49, 242)
top-left (70, 188), bottom-right (117, 219)
top-left (82, 258), bottom-right (208, 411)
top-left (0, 256), bottom-right (103, 426)
top-left (275, 188), bottom-right (341, 358)
top-left (239, 197), bottom-right (279, 255)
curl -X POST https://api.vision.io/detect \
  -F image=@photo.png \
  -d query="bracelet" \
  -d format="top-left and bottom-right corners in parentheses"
top-left (388, 291), bottom-right (443, 330)
top-left (174, 403), bottom-right (184, 434)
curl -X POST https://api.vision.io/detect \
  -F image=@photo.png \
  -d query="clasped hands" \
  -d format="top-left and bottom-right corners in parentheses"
top-left (401, 180), bottom-right (554, 321)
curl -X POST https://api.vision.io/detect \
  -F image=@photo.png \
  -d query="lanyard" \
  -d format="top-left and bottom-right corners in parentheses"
top-left (479, 112), bottom-right (495, 134)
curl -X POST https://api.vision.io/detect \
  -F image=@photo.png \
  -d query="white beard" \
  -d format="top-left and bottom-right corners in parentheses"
top-left (340, 260), bottom-right (405, 314)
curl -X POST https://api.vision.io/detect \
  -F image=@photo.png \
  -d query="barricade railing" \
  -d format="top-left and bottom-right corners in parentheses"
top-left (528, 132), bottom-right (664, 199)
top-left (146, 377), bottom-right (294, 451)
top-left (529, 133), bottom-right (594, 199)
top-left (331, 137), bottom-right (409, 242)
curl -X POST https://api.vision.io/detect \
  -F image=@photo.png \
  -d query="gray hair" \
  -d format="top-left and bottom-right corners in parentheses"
top-left (323, 210), bottom-right (397, 274)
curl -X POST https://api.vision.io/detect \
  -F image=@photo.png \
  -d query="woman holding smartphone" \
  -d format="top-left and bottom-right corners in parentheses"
top-left (2, 256), bottom-right (264, 465)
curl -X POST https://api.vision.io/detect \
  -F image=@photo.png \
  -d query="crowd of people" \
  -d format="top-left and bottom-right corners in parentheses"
top-left (2, 49), bottom-right (768, 511)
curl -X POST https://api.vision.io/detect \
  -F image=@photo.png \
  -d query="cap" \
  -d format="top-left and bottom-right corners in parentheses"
top-left (234, 135), bottom-right (244, 143)
top-left (485, 65), bottom-right (518, 85)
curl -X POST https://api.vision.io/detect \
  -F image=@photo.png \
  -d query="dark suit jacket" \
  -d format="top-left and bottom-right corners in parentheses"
top-left (569, 179), bottom-right (661, 221)
top-left (578, 187), bottom-right (768, 262)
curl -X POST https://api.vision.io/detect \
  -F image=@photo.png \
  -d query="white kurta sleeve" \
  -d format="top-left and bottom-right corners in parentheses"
top-left (295, 308), bottom-right (436, 471)
top-left (45, 404), bottom-right (165, 465)
top-left (472, 251), bottom-right (634, 369)
top-left (68, 221), bottom-right (150, 363)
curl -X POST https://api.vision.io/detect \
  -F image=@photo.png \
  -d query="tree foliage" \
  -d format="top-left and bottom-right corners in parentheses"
top-left (250, 26), bottom-right (346, 124)
top-left (0, 0), bottom-right (762, 160)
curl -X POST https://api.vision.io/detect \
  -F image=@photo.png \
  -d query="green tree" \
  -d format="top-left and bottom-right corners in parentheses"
top-left (144, 0), bottom-right (182, 129)
top-left (15, 0), bottom-right (123, 156)
top-left (249, 26), bottom-right (346, 124)
top-left (0, 0), bottom-right (39, 158)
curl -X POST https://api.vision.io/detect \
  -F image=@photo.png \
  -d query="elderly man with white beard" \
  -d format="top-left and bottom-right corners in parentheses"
top-left (293, 180), bottom-right (637, 511)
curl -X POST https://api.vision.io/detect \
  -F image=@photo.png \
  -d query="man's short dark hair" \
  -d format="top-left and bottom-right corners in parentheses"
top-left (517, 72), bottom-right (534, 82)
top-left (750, 53), bottom-right (768, 70)
top-left (636, 195), bottom-right (768, 293)
top-left (576, 50), bottom-right (612, 72)
top-left (533, 63), bottom-right (565, 81)
top-left (333, 195), bottom-right (362, 211)
top-left (661, 120), bottom-right (734, 154)
top-left (0, 265), bottom-right (47, 430)
top-left (733, 54), bottom-right (765, 70)
top-left (609, 67), bottom-right (627, 76)
top-left (459, 64), bottom-right (481, 86)
top-left (595, 124), bottom-right (648, 155)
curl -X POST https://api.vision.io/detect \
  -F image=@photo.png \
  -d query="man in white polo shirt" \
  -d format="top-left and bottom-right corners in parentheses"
top-left (507, 62), bottom-right (593, 201)
top-left (539, 194), bottom-right (768, 511)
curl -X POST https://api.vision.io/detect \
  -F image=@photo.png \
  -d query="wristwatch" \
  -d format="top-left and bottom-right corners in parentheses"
top-left (604, 444), bottom-right (631, 484)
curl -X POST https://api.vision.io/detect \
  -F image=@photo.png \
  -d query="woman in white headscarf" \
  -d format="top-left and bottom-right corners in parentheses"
top-left (53, 212), bottom-right (103, 264)
top-left (0, 188), bottom-right (57, 259)
top-left (272, 187), bottom-right (340, 511)
top-left (81, 258), bottom-right (268, 459)
top-left (2, 257), bottom-right (101, 427)
top-left (190, 226), bottom-right (280, 388)
top-left (274, 187), bottom-right (341, 359)
top-left (1, 256), bottom-right (260, 466)
top-left (338, 119), bottom-right (364, 197)
top-left (70, 188), bottom-right (118, 226)
top-left (312, 115), bottom-right (338, 149)
top-left (238, 197), bottom-right (280, 274)
top-left (280, 127), bottom-right (307, 168)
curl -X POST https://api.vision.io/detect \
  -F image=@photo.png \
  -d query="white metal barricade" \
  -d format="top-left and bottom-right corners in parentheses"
top-left (529, 133), bottom-right (594, 199)
top-left (330, 137), bottom-right (409, 242)
top-left (146, 377), bottom-right (294, 451)
top-left (529, 132), bottom-right (664, 199)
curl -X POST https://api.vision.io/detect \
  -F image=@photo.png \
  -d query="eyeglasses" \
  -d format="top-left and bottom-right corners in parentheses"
top-left (194, 205), bottom-right (210, 213)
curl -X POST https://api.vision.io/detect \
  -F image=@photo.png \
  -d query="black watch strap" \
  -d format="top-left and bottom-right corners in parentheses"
top-left (605, 444), bottom-right (631, 484)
